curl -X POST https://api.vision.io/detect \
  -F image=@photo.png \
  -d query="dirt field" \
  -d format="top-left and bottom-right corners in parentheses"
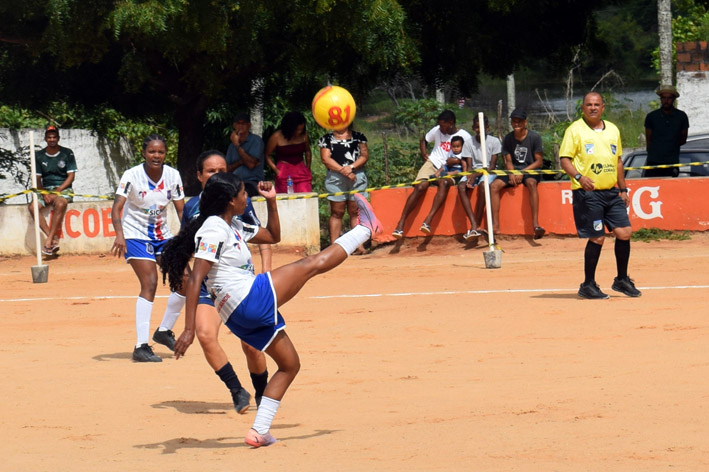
top-left (1, 233), bottom-right (708, 471)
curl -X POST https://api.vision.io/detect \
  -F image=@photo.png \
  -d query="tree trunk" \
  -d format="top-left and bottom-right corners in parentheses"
top-left (658, 0), bottom-right (673, 85)
top-left (250, 78), bottom-right (265, 137)
top-left (506, 73), bottom-right (515, 131)
top-left (175, 97), bottom-right (208, 196)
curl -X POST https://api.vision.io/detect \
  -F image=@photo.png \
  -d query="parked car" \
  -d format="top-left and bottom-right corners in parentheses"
top-left (623, 135), bottom-right (709, 179)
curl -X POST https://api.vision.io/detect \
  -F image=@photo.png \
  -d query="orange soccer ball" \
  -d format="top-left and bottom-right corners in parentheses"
top-left (311, 85), bottom-right (356, 130)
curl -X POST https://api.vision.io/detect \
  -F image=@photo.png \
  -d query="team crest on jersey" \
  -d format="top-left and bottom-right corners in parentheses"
top-left (145, 242), bottom-right (154, 255)
top-left (138, 191), bottom-right (147, 199)
top-left (593, 219), bottom-right (604, 232)
top-left (610, 144), bottom-right (617, 155)
top-left (58, 160), bottom-right (66, 169)
top-left (585, 144), bottom-right (595, 154)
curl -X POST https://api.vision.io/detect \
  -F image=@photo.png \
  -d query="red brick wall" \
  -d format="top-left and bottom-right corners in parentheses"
top-left (676, 41), bottom-right (709, 72)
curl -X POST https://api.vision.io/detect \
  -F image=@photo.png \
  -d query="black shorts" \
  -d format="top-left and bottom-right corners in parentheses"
top-left (572, 189), bottom-right (630, 238)
top-left (498, 174), bottom-right (541, 186)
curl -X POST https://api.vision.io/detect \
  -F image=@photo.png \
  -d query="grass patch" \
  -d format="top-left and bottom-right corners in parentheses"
top-left (631, 228), bottom-right (692, 242)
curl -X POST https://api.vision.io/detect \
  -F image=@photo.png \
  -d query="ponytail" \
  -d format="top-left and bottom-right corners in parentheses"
top-left (159, 172), bottom-right (244, 292)
top-left (160, 215), bottom-right (205, 292)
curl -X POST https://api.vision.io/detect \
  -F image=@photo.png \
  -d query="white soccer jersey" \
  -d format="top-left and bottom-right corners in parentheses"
top-left (425, 126), bottom-right (474, 169)
top-left (193, 215), bottom-right (260, 322)
top-left (115, 164), bottom-right (184, 241)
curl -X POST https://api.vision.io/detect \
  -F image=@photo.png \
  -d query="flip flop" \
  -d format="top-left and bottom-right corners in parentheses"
top-left (41, 247), bottom-right (54, 256)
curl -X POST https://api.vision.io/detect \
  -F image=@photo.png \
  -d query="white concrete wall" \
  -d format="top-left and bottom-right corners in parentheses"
top-left (0, 194), bottom-right (321, 256)
top-left (677, 71), bottom-right (709, 136)
top-left (0, 128), bottom-right (133, 205)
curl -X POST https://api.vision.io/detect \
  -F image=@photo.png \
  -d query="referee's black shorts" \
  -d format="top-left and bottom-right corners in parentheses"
top-left (572, 188), bottom-right (630, 238)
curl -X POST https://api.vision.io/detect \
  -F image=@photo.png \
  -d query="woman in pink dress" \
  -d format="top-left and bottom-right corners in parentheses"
top-left (265, 111), bottom-right (313, 193)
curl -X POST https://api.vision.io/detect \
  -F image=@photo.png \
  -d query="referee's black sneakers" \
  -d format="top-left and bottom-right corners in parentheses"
top-left (578, 281), bottom-right (609, 299)
top-left (612, 276), bottom-right (642, 297)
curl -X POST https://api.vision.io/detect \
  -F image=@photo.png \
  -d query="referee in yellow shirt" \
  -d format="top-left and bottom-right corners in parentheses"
top-left (559, 92), bottom-right (641, 299)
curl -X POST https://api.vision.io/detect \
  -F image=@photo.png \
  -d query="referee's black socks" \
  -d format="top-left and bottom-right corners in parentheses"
top-left (615, 238), bottom-right (630, 279)
top-left (584, 240), bottom-right (603, 284)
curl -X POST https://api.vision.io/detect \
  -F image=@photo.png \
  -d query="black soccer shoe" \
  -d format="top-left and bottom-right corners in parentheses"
top-left (152, 329), bottom-right (176, 351)
top-left (133, 343), bottom-right (162, 362)
top-left (612, 276), bottom-right (642, 297)
top-left (578, 281), bottom-right (610, 300)
top-left (231, 388), bottom-right (251, 414)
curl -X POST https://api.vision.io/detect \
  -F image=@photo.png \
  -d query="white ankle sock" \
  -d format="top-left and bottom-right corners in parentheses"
top-left (334, 225), bottom-right (370, 255)
top-left (159, 292), bottom-right (185, 330)
top-left (135, 297), bottom-right (153, 347)
top-left (252, 396), bottom-right (280, 435)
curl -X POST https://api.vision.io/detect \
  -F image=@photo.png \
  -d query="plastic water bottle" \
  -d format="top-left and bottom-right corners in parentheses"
top-left (286, 176), bottom-right (294, 194)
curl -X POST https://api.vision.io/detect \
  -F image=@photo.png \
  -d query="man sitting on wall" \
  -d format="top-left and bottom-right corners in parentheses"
top-left (28, 126), bottom-right (77, 257)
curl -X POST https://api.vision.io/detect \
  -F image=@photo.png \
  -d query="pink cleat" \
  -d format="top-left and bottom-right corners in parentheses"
top-left (354, 193), bottom-right (383, 238)
top-left (245, 428), bottom-right (277, 448)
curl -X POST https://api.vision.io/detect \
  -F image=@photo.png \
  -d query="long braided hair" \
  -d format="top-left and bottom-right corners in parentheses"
top-left (160, 173), bottom-right (244, 292)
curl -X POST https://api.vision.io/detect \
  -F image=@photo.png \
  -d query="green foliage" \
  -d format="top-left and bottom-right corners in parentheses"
top-left (593, 1), bottom-right (658, 79)
top-left (393, 99), bottom-right (444, 136)
top-left (88, 106), bottom-right (178, 167)
top-left (631, 228), bottom-right (692, 242)
top-left (651, 0), bottom-right (709, 72)
top-left (0, 106), bottom-right (46, 129)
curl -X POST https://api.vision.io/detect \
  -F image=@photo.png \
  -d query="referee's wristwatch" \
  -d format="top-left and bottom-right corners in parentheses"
top-left (574, 173), bottom-right (582, 181)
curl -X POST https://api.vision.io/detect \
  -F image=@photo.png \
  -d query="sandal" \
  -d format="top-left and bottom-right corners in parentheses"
top-left (392, 229), bottom-right (403, 239)
top-left (463, 228), bottom-right (481, 241)
top-left (533, 226), bottom-right (546, 240)
top-left (41, 247), bottom-right (54, 256)
top-left (419, 222), bottom-right (431, 234)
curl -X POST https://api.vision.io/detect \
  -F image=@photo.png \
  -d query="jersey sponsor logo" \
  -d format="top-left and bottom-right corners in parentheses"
top-left (585, 143), bottom-right (595, 154)
top-left (166, 190), bottom-right (172, 200)
top-left (440, 141), bottom-right (451, 152)
top-left (41, 161), bottom-right (49, 167)
top-left (591, 163), bottom-right (603, 175)
top-left (142, 207), bottom-right (163, 216)
top-left (217, 292), bottom-right (231, 312)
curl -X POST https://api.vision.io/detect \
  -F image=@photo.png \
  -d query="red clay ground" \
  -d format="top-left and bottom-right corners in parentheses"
top-left (1, 233), bottom-right (708, 471)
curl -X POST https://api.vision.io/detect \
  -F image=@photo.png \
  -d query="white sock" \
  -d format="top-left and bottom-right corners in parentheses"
top-left (135, 297), bottom-right (153, 347)
top-left (334, 225), bottom-right (370, 255)
top-left (159, 292), bottom-right (185, 330)
top-left (252, 396), bottom-right (280, 435)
